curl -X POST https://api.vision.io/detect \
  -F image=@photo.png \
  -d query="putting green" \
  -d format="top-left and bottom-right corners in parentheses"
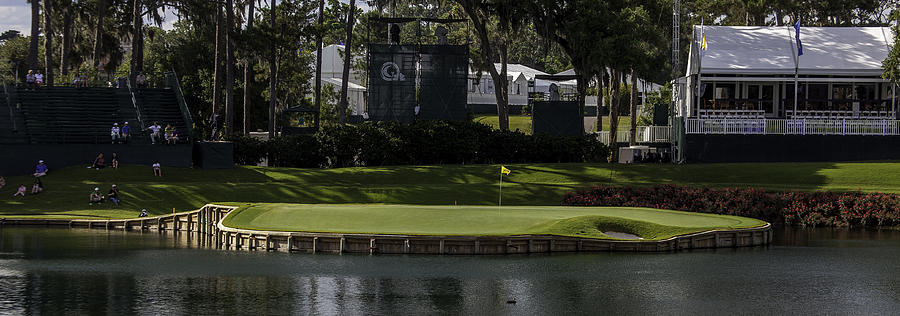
top-left (221, 203), bottom-right (767, 240)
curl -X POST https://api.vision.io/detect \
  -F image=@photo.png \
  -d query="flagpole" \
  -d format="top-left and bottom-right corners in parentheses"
top-left (498, 172), bottom-right (502, 215)
top-left (793, 21), bottom-right (800, 118)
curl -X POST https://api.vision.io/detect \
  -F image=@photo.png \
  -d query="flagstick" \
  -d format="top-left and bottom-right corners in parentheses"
top-left (498, 172), bottom-right (503, 216)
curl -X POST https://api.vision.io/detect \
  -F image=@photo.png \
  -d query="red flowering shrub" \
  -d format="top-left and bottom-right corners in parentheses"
top-left (562, 185), bottom-right (900, 228)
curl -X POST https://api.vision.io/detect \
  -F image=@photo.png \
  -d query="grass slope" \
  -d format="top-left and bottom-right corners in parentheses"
top-left (222, 203), bottom-right (765, 240)
top-left (473, 115), bottom-right (634, 135)
top-left (1, 161), bottom-right (899, 219)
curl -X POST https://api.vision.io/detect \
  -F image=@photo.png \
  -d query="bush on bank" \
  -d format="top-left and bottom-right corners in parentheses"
top-left (562, 185), bottom-right (900, 228)
top-left (230, 121), bottom-right (610, 168)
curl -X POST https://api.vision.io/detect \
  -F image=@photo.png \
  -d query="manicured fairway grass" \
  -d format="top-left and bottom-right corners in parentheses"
top-left (473, 114), bottom-right (535, 134)
top-left (1, 161), bottom-right (899, 219)
top-left (473, 115), bottom-right (634, 134)
top-left (222, 203), bottom-right (766, 240)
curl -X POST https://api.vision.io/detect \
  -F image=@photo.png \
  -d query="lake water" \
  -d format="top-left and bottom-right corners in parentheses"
top-left (1, 226), bottom-right (898, 315)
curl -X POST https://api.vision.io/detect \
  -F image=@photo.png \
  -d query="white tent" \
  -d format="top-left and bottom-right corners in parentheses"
top-left (688, 26), bottom-right (894, 77)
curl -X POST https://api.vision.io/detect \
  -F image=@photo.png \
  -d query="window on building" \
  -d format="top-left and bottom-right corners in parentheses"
top-left (714, 83), bottom-right (736, 109)
top-left (807, 83), bottom-right (828, 110)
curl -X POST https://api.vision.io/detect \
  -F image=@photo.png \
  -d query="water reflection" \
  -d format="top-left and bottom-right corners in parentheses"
top-left (0, 226), bottom-right (898, 314)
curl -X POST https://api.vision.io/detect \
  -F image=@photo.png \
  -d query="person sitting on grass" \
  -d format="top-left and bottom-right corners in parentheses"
top-left (91, 153), bottom-right (106, 170)
top-left (34, 160), bottom-right (48, 177)
top-left (139, 209), bottom-right (149, 217)
top-left (107, 185), bottom-right (120, 205)
top-left (31, 178), bottom-right (43, 195)
top-left (89, 187), bottom-right (104, 205)
top-left (152, 161), bottom-right (162, 177)
top-left (111, 152), bottom-right (119, 169)
top-left (13, 185), bottom-right (26, 197)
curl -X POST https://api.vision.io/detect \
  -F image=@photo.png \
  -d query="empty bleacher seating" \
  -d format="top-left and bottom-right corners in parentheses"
top-left (3, 86), bottom-right (191, 144)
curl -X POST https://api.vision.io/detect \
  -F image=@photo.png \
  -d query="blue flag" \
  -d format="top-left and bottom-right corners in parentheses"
top-left (794, 20), bottom-right (803, 56)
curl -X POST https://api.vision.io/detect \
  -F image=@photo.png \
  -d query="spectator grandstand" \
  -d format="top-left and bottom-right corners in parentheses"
top-left (1, 73), bottom-right (192, 145)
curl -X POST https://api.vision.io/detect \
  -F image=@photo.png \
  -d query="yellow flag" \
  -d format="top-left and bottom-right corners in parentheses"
top-left (500, 166), bottom-right (511, 175)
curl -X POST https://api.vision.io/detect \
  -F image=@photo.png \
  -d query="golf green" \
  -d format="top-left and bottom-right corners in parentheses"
top-left (221, 203), bottom-right (767, 240)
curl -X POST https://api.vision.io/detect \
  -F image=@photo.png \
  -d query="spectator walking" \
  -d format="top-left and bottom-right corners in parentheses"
top-left (0, 176), bottom-right (5, 189)
top-left (33, 160), bottom-right (48, 177)
top-left (89, 187), bottom-right (104, 205)
top-left (121, 122), bottom-right (131, 144)
top-left (152, 161), bottom-right (162, 177)
top-left (91, 153), bottom-right (106, 169)
top-left (31, 178), bottom-right (43, 194)
top-left (73, 71), bottom-right (81, 87)
top-left (136, 72), bottom-right (147, 89)
top-left (13, 185), bottom-right (26, 197)
top-left (35, 70), bottom-right (43, 88)
top-left (80, 72), bottom-right (89, 87)
top-left (148, 122), bottom-right (162, 144)
top-left (111, 152), bottom-right (119, 169)
top-left (25, 70), bottom-right (36, 90)
top-left (107, 185), bottom-right (120, 205)
top-left (111, 123), bottom-right (121, 144)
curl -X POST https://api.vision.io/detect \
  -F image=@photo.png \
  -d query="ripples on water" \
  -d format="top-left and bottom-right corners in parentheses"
top-left (0, 226), bottom-right (898, 314)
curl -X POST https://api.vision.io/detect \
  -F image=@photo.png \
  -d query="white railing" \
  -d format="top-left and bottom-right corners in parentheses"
top-left (685, 118), bottom-right (900, 135)
top-left (595, 126), bottom-right (673, 144)
top-left (699, 109), bottom-right (765, 119)
top-left (785, 110), bottom-right (896, 120)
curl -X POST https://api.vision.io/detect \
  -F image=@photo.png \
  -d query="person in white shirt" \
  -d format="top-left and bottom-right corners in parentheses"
top-left (152, 161), bottom-right (162, 177)
top-left (147, 122), bottom-right (162, 144)
top-left (111, 123), bottom-right (120, 144)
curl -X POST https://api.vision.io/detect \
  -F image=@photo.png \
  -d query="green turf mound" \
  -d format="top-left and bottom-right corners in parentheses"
top-left (220, 203), bottom-right (766, 241)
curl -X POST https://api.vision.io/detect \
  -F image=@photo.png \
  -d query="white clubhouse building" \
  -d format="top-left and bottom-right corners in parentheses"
top-left (678, 26), bottom-right (899, 135)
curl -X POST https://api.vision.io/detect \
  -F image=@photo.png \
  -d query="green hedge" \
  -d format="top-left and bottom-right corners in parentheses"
top-left (229, 121), bottom-right (609, 168)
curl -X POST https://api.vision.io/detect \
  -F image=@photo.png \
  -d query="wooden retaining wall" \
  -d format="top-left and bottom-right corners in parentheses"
top-left (0, 204), bottom-right (774, 254)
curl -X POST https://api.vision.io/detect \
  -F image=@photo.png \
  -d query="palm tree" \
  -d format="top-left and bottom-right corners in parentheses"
top-left (92, 0), bottom-right (105, 68)
top-left (313, 0), bottom-right (323, 130)
top-left (28, 0), bottom-right (40, 69)
top-left (338, 0), bottom-right (356, 124)
top-left (224, 0), bottom-right (236, 135)
top-left (242, 0), bottom-right (256, 135)
top-left (267, 0), bottom-right (276, 138)
top-left (43, 0), bottom-right (54, 86)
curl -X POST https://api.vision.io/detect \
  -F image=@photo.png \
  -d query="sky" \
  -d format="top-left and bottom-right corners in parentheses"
top-left (0, 0), bottom-right (372, 37)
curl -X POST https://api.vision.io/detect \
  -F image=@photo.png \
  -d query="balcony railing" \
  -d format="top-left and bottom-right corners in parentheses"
top-left (595, 126), bottom-right (672, 144)
top-left (685, 118), bottom-right (900, 135)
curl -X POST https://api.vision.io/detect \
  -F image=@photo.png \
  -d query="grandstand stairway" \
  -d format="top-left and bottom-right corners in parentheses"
top-left (7, 86), bottom-right (191, 144)
top-left (135, 88), bottom-right (191, 141)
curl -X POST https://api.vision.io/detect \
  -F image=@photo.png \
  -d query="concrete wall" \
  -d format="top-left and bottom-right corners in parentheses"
top-left (685, 134), bottom-right (900, 162)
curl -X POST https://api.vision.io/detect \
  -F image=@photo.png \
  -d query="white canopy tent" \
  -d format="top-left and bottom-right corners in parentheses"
top-left (687, 26), bottom-right (894, 77)
top-left (678, 26), bottom-right (899, 136)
